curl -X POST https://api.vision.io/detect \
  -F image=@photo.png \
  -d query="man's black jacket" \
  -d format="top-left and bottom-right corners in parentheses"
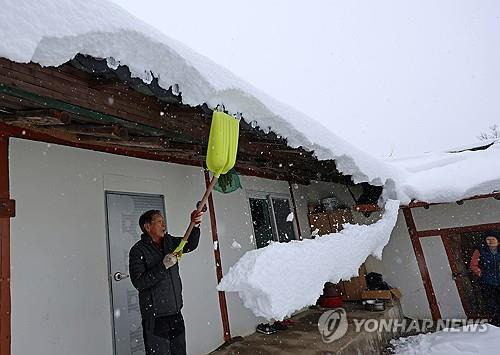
top-left (129, 228), bottom-right (200, 319)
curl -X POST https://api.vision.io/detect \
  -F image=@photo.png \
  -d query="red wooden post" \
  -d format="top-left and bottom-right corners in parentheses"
top-left (204, 169), bottom-right (231, 342)
top-left (0, 135), bottom-right (11, 355)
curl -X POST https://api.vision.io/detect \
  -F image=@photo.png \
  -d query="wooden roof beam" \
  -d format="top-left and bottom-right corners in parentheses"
top-left (57, 124), bottom-right (129, 140)
top-left (0, 109), bottom-right (71, 126)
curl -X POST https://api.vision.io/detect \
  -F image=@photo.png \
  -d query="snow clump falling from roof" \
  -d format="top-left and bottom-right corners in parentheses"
top-left (217, 199), bottom-right (400, 320)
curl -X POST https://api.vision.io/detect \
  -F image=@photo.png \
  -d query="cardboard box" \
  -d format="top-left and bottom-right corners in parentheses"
top-left (362, 288), bottom-right (401, 301)
top-left (340, 264), bottom-right (367, 301)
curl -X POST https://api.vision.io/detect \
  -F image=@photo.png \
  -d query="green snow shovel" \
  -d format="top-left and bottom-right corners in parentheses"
top-left (173, 110), bottom-right (240, 257)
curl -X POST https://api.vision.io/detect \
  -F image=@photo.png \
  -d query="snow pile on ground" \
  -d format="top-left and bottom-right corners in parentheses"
top-left (386, 140), bottom-right (500, 203)
top-left (390, 324), bottom-right (500, 355)
top-left (217, 200), bottom-right (399, 320)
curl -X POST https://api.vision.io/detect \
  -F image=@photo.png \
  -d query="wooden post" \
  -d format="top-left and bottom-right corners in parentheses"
top-left (204, 170), bottom-right (231, 342)
top-left (0, 135), bottom-right (11, 355)
top-left (287, 181), bottom-right (302, 238)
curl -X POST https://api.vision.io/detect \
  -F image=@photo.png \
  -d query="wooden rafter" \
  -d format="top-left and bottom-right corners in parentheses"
top-left (0, 56), bottom-right (352, 185)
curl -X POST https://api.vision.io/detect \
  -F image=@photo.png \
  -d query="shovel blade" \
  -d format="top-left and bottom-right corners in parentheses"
top-left (207, 111), bottom-right (240, 177)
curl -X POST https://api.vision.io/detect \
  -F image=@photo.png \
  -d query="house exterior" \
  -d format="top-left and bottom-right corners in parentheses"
top-left (6, 54), bottom-right (498, 355)
top-left (1, 2), bottom-right (499, 355)
top-left (0, 55), bottom-right (372, 355)
top-left (365, 141), bottom-right (500, 322)
top-left (365, 195), bottom-right (500, 321)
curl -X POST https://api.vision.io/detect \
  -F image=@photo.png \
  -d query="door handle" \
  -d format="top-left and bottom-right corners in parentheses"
top-left (113, 272), bottom-right (130, 281)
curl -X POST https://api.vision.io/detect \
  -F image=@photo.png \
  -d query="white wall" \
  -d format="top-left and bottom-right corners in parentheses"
top-left (420, 236), bottom-right (465, 319)
top-left (211, 175), bottom-right (295, 336)
top-left (412, 198), bottom-right (500, 230)
top-left (365, 211), bottom-right (432, 319)
top-left (9, 138), bottom-right (223, 355)
top-left (367, 198), bottom-right (500, 320)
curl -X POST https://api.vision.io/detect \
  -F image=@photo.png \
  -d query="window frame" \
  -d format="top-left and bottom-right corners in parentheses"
top-left (246, 189), bottom-right (299, 246)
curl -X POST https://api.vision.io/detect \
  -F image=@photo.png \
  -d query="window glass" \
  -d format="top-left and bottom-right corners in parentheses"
top-left (271, 197), bottom-right (296, 242)
top-left (249, 198), bottom-right (274, 249)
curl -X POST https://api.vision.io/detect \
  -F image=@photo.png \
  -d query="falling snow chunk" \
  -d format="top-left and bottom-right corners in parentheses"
top-left (217, 199), bottom-right (400, 320)
top-left (286, 212), bottom-right (294, 222)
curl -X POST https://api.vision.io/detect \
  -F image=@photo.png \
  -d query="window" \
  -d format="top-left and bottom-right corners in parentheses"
top-left (248, 192), bottom-right (298, 249)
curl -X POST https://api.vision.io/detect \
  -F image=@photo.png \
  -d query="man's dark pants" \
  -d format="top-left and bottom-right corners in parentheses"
top-left (142, 312), bottom-right (186, 355)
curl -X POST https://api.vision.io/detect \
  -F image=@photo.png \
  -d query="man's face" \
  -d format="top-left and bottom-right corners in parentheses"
top-left (145, 213), bottom-right (166, 239)
top-left (485, 236), bottom-right (499, 248)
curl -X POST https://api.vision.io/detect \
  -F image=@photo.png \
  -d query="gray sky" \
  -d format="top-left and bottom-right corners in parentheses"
top-left (112, 0), bottom-right (500, 158)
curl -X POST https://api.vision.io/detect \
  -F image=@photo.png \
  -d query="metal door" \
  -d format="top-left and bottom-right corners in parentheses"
top-left (105, 192), bottom-right (165, 355)
top-left (446, 232), bottom-right (492, 318)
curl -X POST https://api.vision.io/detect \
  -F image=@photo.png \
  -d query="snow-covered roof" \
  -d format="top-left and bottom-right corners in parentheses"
top-left (0, 0), bottom-right (395, 186)
top-left (1, 0), bottom-right (499, 205)
top-left (386, 140), bottom-right (500, 204)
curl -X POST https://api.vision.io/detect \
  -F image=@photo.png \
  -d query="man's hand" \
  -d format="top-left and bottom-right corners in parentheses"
top-left (163, 253), bottom-right (178, 269)
top-left (191, 210), bottom-right (204, 226)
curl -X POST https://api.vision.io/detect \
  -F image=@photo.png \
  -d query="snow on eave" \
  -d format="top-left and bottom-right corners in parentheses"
top-left (387, 141), bottom-right (500, 204)
top-left (0, 0), bottom-right (398, 193)
top-left (446, 138), bottom-right (498, 154)
top-left (403, 190), bottom-right (500, 208)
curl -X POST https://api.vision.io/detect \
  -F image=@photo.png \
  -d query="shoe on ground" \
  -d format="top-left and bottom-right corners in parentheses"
top-left (256, 323), bottom-right (278, 335)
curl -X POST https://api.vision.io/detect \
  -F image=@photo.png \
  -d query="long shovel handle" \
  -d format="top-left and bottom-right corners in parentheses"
top-left (182, 175), bottom-right (218, 242)
top-left (174, 176), bottom-right (218, 258)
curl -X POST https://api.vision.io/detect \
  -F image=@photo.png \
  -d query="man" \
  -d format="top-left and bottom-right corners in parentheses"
top-left (129, 208), bottom-right (204, 355)
top-left (470, 231), bottom-right (500, 326)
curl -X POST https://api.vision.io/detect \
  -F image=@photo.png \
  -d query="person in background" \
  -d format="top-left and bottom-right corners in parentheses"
top-left (470, 231), bottom-right (500, 326)
top-left (129, 209), bottom-right (204, 355)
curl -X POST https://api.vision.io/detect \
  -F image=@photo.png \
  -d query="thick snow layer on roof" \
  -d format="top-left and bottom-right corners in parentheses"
top-left (0, 0), bottom-right (396, 189)
top-left (217, 200), bottom-right (399, 320)
top-left (386, 140), bottom-right (500, 203)
top-left (1, 1), bottom-right (499, 204)
top-left (390, 324), bottom-right (500, 355)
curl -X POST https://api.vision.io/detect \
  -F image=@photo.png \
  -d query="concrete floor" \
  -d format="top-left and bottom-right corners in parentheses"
top-left (211, 303), bottom-right (403, 355)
